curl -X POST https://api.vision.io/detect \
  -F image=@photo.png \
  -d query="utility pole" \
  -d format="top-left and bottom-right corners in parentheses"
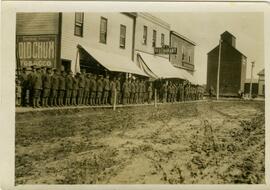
top-left (249, 61), bottom-right (255, 99)
top-left (216, 39), bottom-right (222, 100)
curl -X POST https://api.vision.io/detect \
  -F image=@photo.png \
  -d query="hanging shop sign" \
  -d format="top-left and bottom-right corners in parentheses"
top-left (154, 45), bottom-right (177, 55)
top-left (16, 35), bottom-right (57, 68)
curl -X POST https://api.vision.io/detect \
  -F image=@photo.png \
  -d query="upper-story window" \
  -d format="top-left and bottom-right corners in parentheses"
top-left (189, 56), bottom-right (191, 63)
top-left (182, 46), bottom-right (185, 61)
top-left (152, 30), bottom-right (157, 47)
top-left (120, 24), bottom-right (126, 49)
top-left (143, 26), bottom-right (147, 45)
top-left (161, 33), bottom-right (165, 46)
top-left (100, 17), bottom-right (108, 44)
top-left (74, 13), bottom-right (84, 37)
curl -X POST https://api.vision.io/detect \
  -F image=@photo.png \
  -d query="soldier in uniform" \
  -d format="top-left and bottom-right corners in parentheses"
top-left (20, 67), bottom-right (29, 106)
top-left (89, 74), bottom-right (97, 106)
top-left (129, 78), bottom-right (136, 104)
top-left (167, 82), bottom-right (173, 102)
top-left (147, 82), bottom-right (153, 104)
top-left (83, 73), bottom-right (91, 105)
top-left (50, 69), bottom-right (60, 106)
top-left (122, 78), bottom-right (129, 105)
top-left (179, 83), bottom-right (184, 102)
top-left (65, 71), bottom-right (73, 106)
top-left (109, 77), bottom-right (117, 105)
top-left (32, 67), bottom-right (43, 108)
top-left (42, 68), bottom-right (52, 107)
top-left (162, 81), bottom-right (168, 103)
top-left (102, 75), bottom-right (110, 105)
top-left (28, 65), bottom-right (37, 106)
top-left (139, 80), bottom-right (144, 104)
top-left (134, 79), bottom-right (140, 104)
top-left (96, 75), bottom-right (104, 105)
top-left (71, 73), bottom-right (79, 106)
top-left (78, 69), bottom-right (86, 105)
top-left (58, 70), bottom-right (66, 106)
top-left (115, 76), bottom-right (121, 104)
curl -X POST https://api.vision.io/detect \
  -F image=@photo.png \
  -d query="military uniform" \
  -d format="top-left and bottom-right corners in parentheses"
top-left (162, 83), bottom-right (168, 103)
top-left (103, 77), bottom-right (110, 105)
top-left (32, 69), bottom-right (43, 108)
top-left (20, 70), bottom-right (29, 106)
top-left (134, 81), bottom-right (140, 104)
top-left (58, 72), bottom-right (66, 106)
top-left (130, 81), bottom-right (136, 104)
top-left (122, 80), bottom-right (129, 105)
top-left (147, 83), bottom-right (153, 104)
top-left (50, 72), bottom-right (59, 106)
top-left (116, 78), bottom-right (121, 104)
top-left (84, 75), bottom-right (91, 105)
top-left (78, 73), bottom-right (85, 105)
top-left (65, 72), bottom-right (73, 106)
top-left (42, 69), bottom-right (52, 107)
top-left (96, 77), bottom-right (104, 105)
top-left (90, 76), bottom-right (97, 106)
top-left (109, 79), bottom-right (116, 105)
top-left (71, 75), bottom-right (79, 105)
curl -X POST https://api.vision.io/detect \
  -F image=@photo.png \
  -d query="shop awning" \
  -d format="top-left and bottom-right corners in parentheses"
top-left (78, 44), bottom-right (148, 76)
top-left (137, 52), bottom-right (186, 79)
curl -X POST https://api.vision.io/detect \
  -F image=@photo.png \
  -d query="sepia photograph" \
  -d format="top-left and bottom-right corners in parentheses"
top-left (0, 1), bottom-right (269, 189)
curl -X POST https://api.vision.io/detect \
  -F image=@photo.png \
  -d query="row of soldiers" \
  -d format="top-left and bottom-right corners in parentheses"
top-left (158, 81), bottom-right (204, 103)
top-left (15, 66), bottom-right (204, 108)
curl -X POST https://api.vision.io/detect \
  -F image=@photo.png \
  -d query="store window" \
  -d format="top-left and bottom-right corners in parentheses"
top-left (152, 30), bottom-right (157, 47)
top-left (143, 26), bottom-right (147, 45)
top-left (74, 13), bottom-right (84, 37)
top-left (100, 17), bottom-right (108, 44)
top-left (120, 24), bottom-right (126, 49)
top-left (161, 33), bottom-right (165, 46)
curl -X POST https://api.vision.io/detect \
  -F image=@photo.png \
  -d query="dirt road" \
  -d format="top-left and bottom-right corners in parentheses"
top-left (15, 101), bottom-right (265, 184)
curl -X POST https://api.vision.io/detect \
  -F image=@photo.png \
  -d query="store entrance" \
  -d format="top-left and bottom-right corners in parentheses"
top-left (61, 59), bottom-right (71, 72)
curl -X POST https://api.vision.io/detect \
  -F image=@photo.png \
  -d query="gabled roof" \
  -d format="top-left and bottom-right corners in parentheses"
top-left (221, 31), bottom-right (236, 39)
top-left (207, 41), bottom-right (246, 58)
top-left (257, 69), bottom-right (264, 76)
top-left (170, 31), bottom-right (196, 46)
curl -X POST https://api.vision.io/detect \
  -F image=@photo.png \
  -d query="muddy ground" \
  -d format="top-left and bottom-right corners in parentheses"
top-left (15, 101), bottom-right (265, 184)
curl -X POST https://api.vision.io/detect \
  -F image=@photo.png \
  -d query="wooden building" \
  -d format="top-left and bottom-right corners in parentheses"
top-left (169, 31), bottom-right (196, 75)
top-left (16, 13), bottom-right (61, 69)
top-left (207, 31), bottom-right (247, 96)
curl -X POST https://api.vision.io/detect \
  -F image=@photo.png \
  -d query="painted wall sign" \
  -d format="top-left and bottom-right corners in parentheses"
top-left (154, 45), bottom-right (177, 55)
top-left (16, 35), bottom-right (57, 68)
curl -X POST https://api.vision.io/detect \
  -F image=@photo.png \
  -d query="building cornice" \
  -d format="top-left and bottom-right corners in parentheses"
top-left (137, 13), bottom-right (170, 30)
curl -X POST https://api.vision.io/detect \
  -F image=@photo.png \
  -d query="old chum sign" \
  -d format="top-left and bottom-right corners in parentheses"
top-left (16, 35), bottom-right (57, 68)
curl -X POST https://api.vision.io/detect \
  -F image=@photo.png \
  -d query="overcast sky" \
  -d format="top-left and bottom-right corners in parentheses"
top-left (152, 12), bottom-right (264, 84)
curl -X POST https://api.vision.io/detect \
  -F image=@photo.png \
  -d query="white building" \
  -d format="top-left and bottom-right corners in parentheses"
top-left (134, 13), bottom-right (196, 82)
top-left (61, 12), bottom-right (145, 76)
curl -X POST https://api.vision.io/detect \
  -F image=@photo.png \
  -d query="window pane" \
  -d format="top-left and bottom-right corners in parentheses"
top-left (100, 17), bottom-right (107, 43)
top-left (143, 26), bottom-right (147, 45)
top-left (161, 33), bottom-right (165, 46)
top-left (74, 13), bottom-right (84, 37)
top-left (152, 30), bottom-right (156, 47)
top-left (120, 25), bottom-right (126, 48)
top-left (75, 13), bottom-right (83, 23)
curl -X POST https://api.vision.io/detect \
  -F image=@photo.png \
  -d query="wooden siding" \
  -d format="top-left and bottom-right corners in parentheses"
top-left (207, 42), bottom-right (245, 96)
top-left (16, 13), bottom-right (60, 35)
